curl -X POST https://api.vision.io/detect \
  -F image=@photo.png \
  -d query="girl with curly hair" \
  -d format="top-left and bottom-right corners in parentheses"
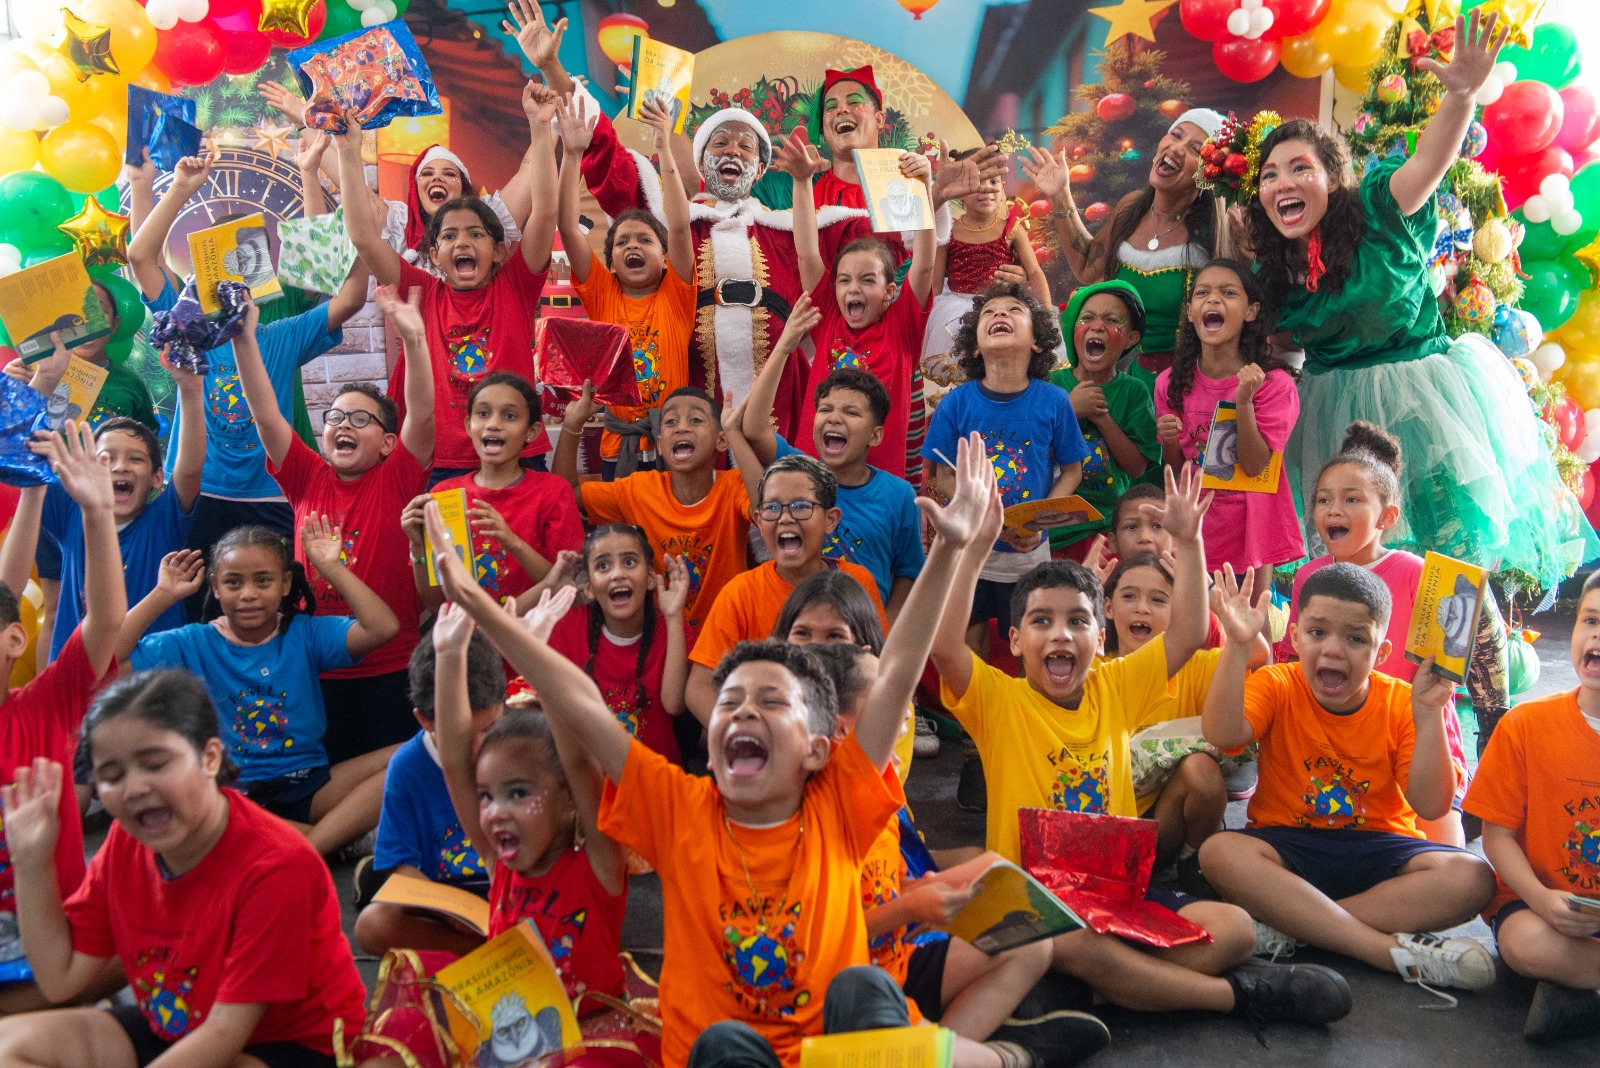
top-left (1156, 259), bottom-right (1302, 591)
top-left (1250, 12), bottom-right (1592, 588)
top-left (921, 281), bottom-right (1091, 651)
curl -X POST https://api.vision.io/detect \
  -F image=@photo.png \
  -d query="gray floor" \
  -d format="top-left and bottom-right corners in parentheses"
top-left (324, 592), bottom-right (1595, 1066)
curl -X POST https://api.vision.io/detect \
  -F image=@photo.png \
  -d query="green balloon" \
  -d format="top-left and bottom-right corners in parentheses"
top-left (0, 173), bottom-right (74, 249)
top-left (318, 0), bottom-right (364, 41)
top-left (87, 266), bottom-right (147, 346)
top-left (1502, 23), bottom-right (1581, 89)
top-left (1571, 162), bottom-right (1600, 217)
top-left (1506, 635), bottom-right (1540, 695)
top-left (1514, 210), bottom-right (1568, 261)
top-left (1518, 257), bottom-right (1584, 330)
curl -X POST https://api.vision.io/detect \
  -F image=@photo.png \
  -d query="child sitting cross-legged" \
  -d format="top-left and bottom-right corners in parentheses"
top-left (1199, 562), bottom-right (1499, 1006)
top-left (422, 429), bottom-right (998, 1068)
top-left (1460, 570), bottom-right (1600, 1043)
top-left (353, 632), bottom-right (504, 958)
top-left (930, 464), bottom-right (1351, 1036)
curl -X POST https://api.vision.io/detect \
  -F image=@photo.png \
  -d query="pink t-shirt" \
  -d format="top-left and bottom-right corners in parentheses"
top-left (1154, 366), bottom-right (1304, 572)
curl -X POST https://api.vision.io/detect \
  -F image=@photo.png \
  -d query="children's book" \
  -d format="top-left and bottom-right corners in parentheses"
top-left (187, 213), bottom-right (282, 316)
top-left (801, 1024), bottom-right (953, 1068)
top-left (1002, 495), bottom-right (1103, 540)
top-left (371, 871), bottom-right (491, 936)
top-left (425, 487), bottom-right (478, 588)
top-left (434, 920), bottom-right (580, 1066)
top-left (1199, 400), bottom-right (1282, 493)
top-left (854, 148), bottom-right (934, 234)
top-left (1566, 895), bottom-right (1600, 917)
top-left (1020, 808), bottom-right (1211, 949)
top-left (1404, 551), bottom-right (1487, 684)
top-left (0, 253), bottom-right (113, 362)
top-left (930, 851), bottom-right (1084, 954)
top-left (45, 357), bottom-right (109, 431)
top-left (626, 37), bottom-right (693, 135)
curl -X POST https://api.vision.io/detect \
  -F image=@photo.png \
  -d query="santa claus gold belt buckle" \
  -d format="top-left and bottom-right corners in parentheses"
top-left (715, 278), bottom-right (763, 308)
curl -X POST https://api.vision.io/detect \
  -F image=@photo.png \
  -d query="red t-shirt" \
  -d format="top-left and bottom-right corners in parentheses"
top-left (269, 436), bottom-right (427, 679)
top-left (548, 607), bottom-right (683, 763)
top-left (488, 843), bottom-right (626, 1001)
top-left (433, 471), bottom-right (584, 604)
top-left (0, 629), bottom-right (101, 912)
top-left (392, 253), bottom-right (551, 470)
top-left (64, 790), bottom-right (366, 1051)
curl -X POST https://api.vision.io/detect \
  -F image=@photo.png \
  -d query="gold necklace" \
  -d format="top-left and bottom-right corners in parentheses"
top-left (723, 810), bottom-right (805, 902)
top-left (955, 211), bottom-right (1000, 235)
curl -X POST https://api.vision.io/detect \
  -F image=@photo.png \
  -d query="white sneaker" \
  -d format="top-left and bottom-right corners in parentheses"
top-left (1390, 933), bottom-right (1496, 1008)
top-left (1253, 920), bottom-right (1303, 961)
top-left (913, 716), bottom-right (941, 758)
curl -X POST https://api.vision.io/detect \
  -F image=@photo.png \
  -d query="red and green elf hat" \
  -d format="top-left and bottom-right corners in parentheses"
top-left (806, 66), bottom-right (883, 147)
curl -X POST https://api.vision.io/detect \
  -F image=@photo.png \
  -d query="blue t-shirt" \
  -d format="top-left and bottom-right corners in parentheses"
top-left (774, 436), bottom-right (924, 604)
top-left (145, 277), bottom-right (341, 501)
top-left (129, 614), bottom-right (356, 781)
top-left (374, 730), bottom-right (488, 891)
top-left (921, 379), bottom-right (1091, 555)
top-left (42, 485), bottom-right (192, 658)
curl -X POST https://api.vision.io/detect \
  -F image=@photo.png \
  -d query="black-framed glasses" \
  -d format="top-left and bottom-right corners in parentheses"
top-left (325, 409), bottom-right (382, 429)
top-left (756, 500), bottom-right (820, 522)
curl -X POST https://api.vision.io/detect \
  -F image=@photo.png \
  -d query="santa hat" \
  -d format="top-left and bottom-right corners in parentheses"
top-left (807, 66), bottom-right (883, 145)
top-left (403, 144), bottom-right (472, 252)
top-left (1169, 108), bottom-right (1226, 140)
top-left (691, 108), bottom-right (772, 168)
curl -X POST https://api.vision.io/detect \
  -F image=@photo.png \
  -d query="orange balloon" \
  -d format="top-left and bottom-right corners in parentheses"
top-left (1333, 63), bottom-right (1371, 93)
top-left (39, 120), bottom-right (121, 193)
top-left (1281, 32), bottom-right (1333, 80)
top-left (129, 65), bottom-right (172, 95)
top-left (75, 0), bottom-right (157, 78)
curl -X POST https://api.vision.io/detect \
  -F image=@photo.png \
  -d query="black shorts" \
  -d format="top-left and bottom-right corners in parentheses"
top-left (1232, 826), bottom-right (1473, 901)
top-left (1489, 898), bottom-right (1531, 940)
top-left (320, 669), bottom-right (414, 764)
top-left (967, 579), bottom-right (1016, 631)
top-left (244, 765), bottom-right (332, 824)
top-left (108, 1003), bottom-right (336, 1068)
top-left (902, 936), bottom-right (951, 1021)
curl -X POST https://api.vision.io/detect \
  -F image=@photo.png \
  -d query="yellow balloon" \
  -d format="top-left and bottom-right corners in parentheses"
top-left (41, 53), bottom-right (121, 123)
top-left (129, 65), bottom-right (172, 95)
top-left (1556, 358), bottom-right (1600, 411)
top-left (1319, 0), bottom-right (1389, 70)
top-left (75, 0), bottom-right (157, 79)
top-left (1333, 63), bottom-right (1371, 93)
top-left (0, 128), bottom-right (40, 174)
top-left (1280, 32), bottom-right (1333, 79)
top-left (0, 48), bottom-right (39, 85)
top-left (1558, 290), bottom-right (1600, 352)
top-left (39, 121), bottom-right (121, 194)
top-left (10, 39), bottom-right (56, 67)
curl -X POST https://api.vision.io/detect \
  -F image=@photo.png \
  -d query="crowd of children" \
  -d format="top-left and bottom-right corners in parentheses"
top-left (0, 5), bottom-right (1596, 1066)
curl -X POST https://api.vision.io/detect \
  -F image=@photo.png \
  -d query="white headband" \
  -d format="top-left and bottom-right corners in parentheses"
top-left (417, 145), bottom-right (467, 173)
top-left (1170, 108), bottom-right (1227, 139)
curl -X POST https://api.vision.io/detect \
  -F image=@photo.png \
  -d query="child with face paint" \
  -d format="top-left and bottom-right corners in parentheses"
top-left (1048, 281), bottom-right (1159, 560)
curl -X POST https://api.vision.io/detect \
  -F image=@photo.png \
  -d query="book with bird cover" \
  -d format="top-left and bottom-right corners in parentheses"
top-left (434, 920), bottom-right (580, 1068)
top-left (854, 148), bottom-right (933, 233)
top-left (187, 212), bottom-right (282, 316)
top-left (626, 37), bottom-right (694, 134)
top-left (45, 357), bottom-right (109, 431)
top-left (1002, 495), bottom-right (1103, 540)
top-left (1199, 400), bottom-right (1282, 493)
top-left (1404, 551), bottom-right (1487, 684)
top-left (0, 253), bottom-right (112, 363)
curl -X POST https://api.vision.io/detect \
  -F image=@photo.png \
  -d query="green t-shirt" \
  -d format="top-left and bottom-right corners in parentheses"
top-left (1046, 367), bottom-right (1159, 545)
top-left (88, 361), bottom-right (158, 432)
top-left (1274, 155), bottom-right (1449, 373)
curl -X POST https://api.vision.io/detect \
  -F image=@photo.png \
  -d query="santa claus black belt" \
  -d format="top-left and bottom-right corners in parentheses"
top-left (698, 279), bottom-right (791, 320)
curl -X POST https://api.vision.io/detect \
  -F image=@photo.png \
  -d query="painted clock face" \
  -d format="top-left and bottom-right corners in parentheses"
top-left (141, 147), bottom-right (326, 273)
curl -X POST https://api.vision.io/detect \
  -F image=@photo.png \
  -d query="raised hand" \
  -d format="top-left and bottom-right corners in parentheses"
top-left (400, 493), bottom-right (430, 551)
top-left (513, 583), bottom-right (578, 643)
top-left (126, 146), bottom-right (157, 186)
top-left (374, 285), bottom-right (424, 338)
top-left (773, 128), bottom-right (827, 181)
top-left (30, 421), bottom-right (113, 514)
top-left (332, 109), bottom-right (365, 151)
top-left (0, 759), bottom-right (63, 870)
top-left (556, 93), bottom-right (595, 152)
top-left (297, 127), bottom-right (330, 172)
top-left (545, 549), bottom-right (582, 591)
top-left (931, 141), bottom-right (1004, 205)
top-left (523, 79), bottom-right (560, 125)
top-left (1020, 145), bottom-right (1070, 202)
top-left (638, 97), bottom-right (677, 152)
top-left (259, 81), bottom-right (309, 127)
top-left (159, 345), bottom-right (204, 396)
top-left (1146, 462), bottom-right (1212, 546)
top-left (1081, 533), bottom-right (1114, 586)
top-left (503, 0), bottom-right (567, 71)
top-left (720, 392), bottom-right (747, 437)
top-left (301, 512), bottom-right (346, 577)
top-left (1411, 654), bottom-right (1457, 712)
top-left (657, 554), bottom-right (690, 618)
top-left (469, 500), bottom-right (525, 555)
top-left (432, 600), bottom-right (477, 656)
top-left (775, 291), bottom-right (822, 354)
top-left (27, 333), bottom-right (71, 393)
top-left (1234, 363), bottom-right (1265, 406)
top-left (171, 152), bottom-right (216, 198)
top-left (1420, 10), bottom-right (1508, 96)
top-left (560, 381), bottom-right (601, 432)
top-left (155, 549), bottom-right (207, 601)
top-left (920, 431), bottom-right (999, 550)
top-left (897, 150), bottom-right (932, 183)
top-left (1210, 563), bottom-right (1267, 647)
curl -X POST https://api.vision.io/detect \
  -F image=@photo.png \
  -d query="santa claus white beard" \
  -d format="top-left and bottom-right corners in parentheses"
top-left (701, 153), bottom-right (760, 202)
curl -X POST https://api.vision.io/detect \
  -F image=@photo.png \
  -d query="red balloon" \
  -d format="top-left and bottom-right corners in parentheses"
top-left (1180, 0), bottom-right (1235, 41)
top-left (1213, 36), bottom-right (1281, 83)
top-left (1272, 0), bottom-right (1332, 38)
top-left (1483, 80), bottom-right (1566, 158)
top-left (262, 0), bottom-right (326, 47)
top-left (1556, 86), bottom-right (1600, 153)
top-left (1581, 467), bottom-right (1595, 512)
top-left (1496, 145), bottom-right (1575, 210)
top-left (208, 0), bottom-right (246, 15)
top-left (1546, 396), bottom-right (1584, 452)
top-left (221, 28), bottom-right (271, 75)
top-left (154, 20), bottom-right (227, 87)
top-left (1586, 461), bottom-right (1600, 529)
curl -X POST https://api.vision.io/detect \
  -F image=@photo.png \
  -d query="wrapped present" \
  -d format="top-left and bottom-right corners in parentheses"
top-left (288, 19), bottom-right (442, 133)
top-left (0, 375), bottom-right (57, 488)
top-left (125, 85), bottom-right (201, 172)
top-left (1019, 808), bottom-right (1211, 949)
top-left (535, 318), bottom-right (640, 421)
top-left (276, 207), bottom-right (359, 296)
top-left (148, 279), bottom-right (252, 375)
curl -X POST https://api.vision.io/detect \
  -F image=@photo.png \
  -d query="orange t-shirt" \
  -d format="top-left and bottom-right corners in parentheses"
top-left (859, 819), bottom-right (921, 1021)
top-left (572, 252), bottom-right (696, 461)
top-left (1463, 691), bottom-right (1600, 921)
top-left (689, 560), bottom-right (888, 672)
top-left (580, 469), bottom-right (750, 644)
top-left (1242, 663), bottom-right (1422, 837)
top-left (598, 735), bottom-right (903, 1068)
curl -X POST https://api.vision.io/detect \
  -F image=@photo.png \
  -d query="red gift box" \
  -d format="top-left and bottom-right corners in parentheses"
top-left (536, 318), bottom-right (640, 421)
top-left (1019, 808), bottom-right (1211, 949)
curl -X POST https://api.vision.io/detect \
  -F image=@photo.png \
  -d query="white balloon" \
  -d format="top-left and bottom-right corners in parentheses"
top-left (1540, 173), bottom-right (1572, 197)
top-left (1580, 422), bottom-right (1600, 464)
top-left (144, 0), bottom-right (180, 30)
top-left (348, 0), bottom-right (376, 9)
top-left (1546, 190), bottom-right (1576, 214)
top-left (173, 0), bottom-right (210, 22)
top-left (0, 98), bottom-right (37, 133)
top-left (1585, 409), bottom-right (1600, 435)
top-left (360, 5), bottom-right (387, 25)
top-left (1476, 76), bottom-right (1504, 106)
top-left (1227, 9), bottom-right (1250, 35)
top-left (1531, 342), bottom-right (1567, 378)
top-left (1523, 195), bottom-right (1552, 224)
top-left (377, 0), bottom-right (398, 17)
top-left (11, 5), bottom-right (63, 42)
top-left (1248, 8), bottom-right (1274, 36)
top-left (10, 71), bottom-right (48, 102)
top-left (1553, 209), bottom-right (1584, 236)
top-left (36, 96), bottom-right (69, 128)
top-left (1494, 61), bottom-right (1519, 83)
top-left (0, 245), bottom-right (20, 269)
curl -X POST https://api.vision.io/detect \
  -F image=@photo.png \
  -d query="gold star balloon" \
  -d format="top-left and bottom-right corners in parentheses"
top-left (259, 0), bottom-right (321, 38)
top-left (1572, 232), bottom-right (1600, 290)
top-left (1474, 0), bottom-right (1545, 49)
top-left (1088, 0), bottom-right (1179, 44)
top-left (61, 10), bottom-right (120, 82)
top-left (57, 196), bottom-right (131, 269)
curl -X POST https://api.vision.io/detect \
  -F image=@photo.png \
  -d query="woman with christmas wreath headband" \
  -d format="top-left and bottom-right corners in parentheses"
top-left (1022, 106), bottom-right (1230, 393)
top-left (1230, 8), bottom-right (1594, 595)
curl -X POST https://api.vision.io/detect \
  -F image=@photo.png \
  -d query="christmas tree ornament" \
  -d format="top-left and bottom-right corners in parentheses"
top-left (1460, 121), bottom-right (1488, 158)
top-left (1494, 305), bottom-right (1543, 358)
top-left (54, 195), bottom-right (129, 268)
top-left (1509, 356), bottom-right (1539, 390)
top-left (1073, 145), bottom-right (1087, 158)
top-left (1377, 74), bottom-right (1408, 104)
top-left (1096, 92), bottom-right (1137, 122)
top-left (1474, 218), bottom-right (1513, 262)
top-left (996, 128), bottom-right (1033, 154)
top-left (1454, 277), bottom-right (1495, 325)
top-left (61, 11), bottom-right (120, 82)
top-left (1193, 110), bottom-right (1280, 206)
top-left (1088, 0), bottom-right (1178, 44)
top-left (1157, 98), bottom-right (1186, 120)
top-left (1084, 201), bottom-right (1112, 224)
top-left (252, 123), bottom-right (296, 161)
top-left (1353, 112), bottom-right (1377, 135)
top-left (1069, 162), bottom-right (1097, 184)
top-left (1120, 147), bottom-right (1141, 161)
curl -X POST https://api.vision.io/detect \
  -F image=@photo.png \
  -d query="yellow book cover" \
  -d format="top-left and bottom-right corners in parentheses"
top-left (1199, 400), bottom-right (1282, 494)
top-left (1405, 551), bottom-right (1487, 684)
top-left (424, 488), bottom-right (477, 588)
top-left (932, 851), bottom-right (1084, 954)
top-left (854, 148), bottom-right (934, 234)
top-left (434, 920), bottom-right (580, 1066)
top-left (46, 357), bottom-right (110, 430)
top-left (371, 871), bottom-right (491, 936)
top-left (0, 253), bottom-right (113, 362)
top-left (1002, 495), bottom-right (1103, 540)
top-left (187, 212), bottom-right (282, 316)
top-left (627, 37), bottom-right (693, 134)
top-left (801, 1024), bottom-right (952, 1068)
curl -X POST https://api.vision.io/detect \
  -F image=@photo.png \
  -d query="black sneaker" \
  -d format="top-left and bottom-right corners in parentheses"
top-left (1174, 851), bottom-right (1217, 899)
top-left (351, 854), bottom-right (383, 909)
top-left (1006, 968), bottom-right (1096, 1020)
top-left (1227, 960), bottom-right (1353, 1032)
top-left (1524, 980), bottom-right (1600, 1043)
top-left (957, 745), bottom-right (988, 813)
top-left (988, 1009), bottom-right (1111, 1067)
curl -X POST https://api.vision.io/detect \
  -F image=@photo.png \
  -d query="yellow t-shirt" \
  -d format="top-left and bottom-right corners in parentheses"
top-left (942, 637), bottom-right (1174, 863)
top-left (1122, 646), bottom-right (1223, 815)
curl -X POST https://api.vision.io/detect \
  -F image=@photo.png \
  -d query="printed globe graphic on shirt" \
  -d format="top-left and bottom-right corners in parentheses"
top-left (494, 882), bottom-right (589, 989)
top-left (723, 904), bottom-right (808, 1016)
top-left (232, 686), bottom-right (293, 755)
top-left (987, 438), bottom-right (1033, 500)
top-left (603, 682), bottom-right (644, 738)
top-left (1080, 432), bottom-right (1115, 490)
top-left (1049, 758), bottom-right (1108, 813)
top-left (633, 336), bottom-right (664, 404)
top-left (447, 324), bottom-right (491, 378)
top-left (1299, 769), bottom-right (1370, 829)
top-left (829, 344), bottom-right (868, 373)
top-left (473, 534), bottom-right (509, 599)
top-left (313, 530), bottom-right (361, 605)
top-left (1566, 820), bottom-right (1600, 880)
top-left (822, 522), bottom-right (863, 564)
top-left (437, 823), bottom-right (484, 881)
top-left (133, 954), bottom-right (200, 1039)
top-left (207, 368), bottom-right (253, 432)
top-left (861, 855), bottom-right (900, 957)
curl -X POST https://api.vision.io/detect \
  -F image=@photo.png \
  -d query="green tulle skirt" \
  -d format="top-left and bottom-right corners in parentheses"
top-left (1288, 333), bottom-right (1598, 591)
